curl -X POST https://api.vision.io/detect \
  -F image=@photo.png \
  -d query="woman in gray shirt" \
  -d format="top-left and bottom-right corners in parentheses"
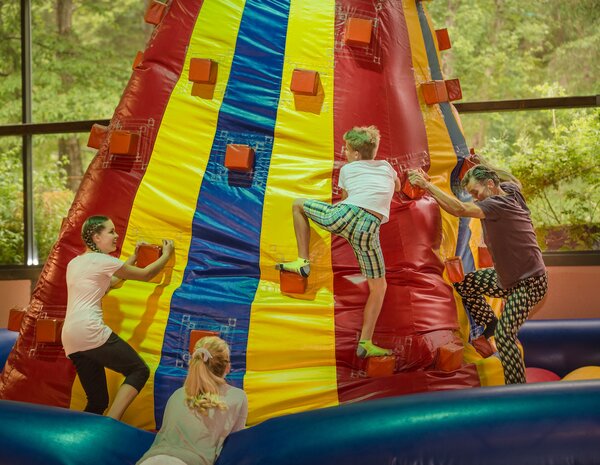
top-left (137, 336), bottom-right (248, 465)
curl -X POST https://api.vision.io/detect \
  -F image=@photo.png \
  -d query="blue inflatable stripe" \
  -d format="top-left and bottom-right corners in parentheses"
top-left (415, 3), bottom-right (475, 271)
top-left (155, 0), bottom-right (291, 427)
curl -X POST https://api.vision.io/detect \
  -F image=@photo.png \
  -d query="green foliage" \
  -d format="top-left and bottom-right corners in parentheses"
top-left (2, 0), bottom-right (149, 121)
top-left (428, 0), bottom-right (600, 100)
top-left (29, 0), bottom-right (149, 121)
top-left (34, 189), bottom-right (74, 262)
top-left (32, 134), bottom-right (79, 262)
top-left (512, 109), bottom-right (600, 218)
top-left (428, 1), bottom-right (599, 251)
top-left (0, 139), bottom-right (24, 264)
top-left (475, 108), bottom-right (600, 250)
top-left (0, 1), bottom-right (22, 124)
top-left (1, 1), bottom-right (599, 261)
top-left (0, 1), bottom-right (148, 264)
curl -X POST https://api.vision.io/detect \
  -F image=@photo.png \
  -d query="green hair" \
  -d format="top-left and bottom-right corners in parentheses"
top-left (461, 165), bottom-right (501, 188)
top-left (81, 215), bottom-right (109, 253)
top-left (465, 153), bottom-right (521, 187)
top-left (343, 125), bottom-right (380, 160)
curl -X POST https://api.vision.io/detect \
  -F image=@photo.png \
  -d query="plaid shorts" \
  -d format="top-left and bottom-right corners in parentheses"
top-left (303, 200), bottom-right (385, 278)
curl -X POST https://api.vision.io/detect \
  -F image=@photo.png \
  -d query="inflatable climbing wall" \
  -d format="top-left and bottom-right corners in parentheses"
top-left (0, 0), bottom-right (504, 429)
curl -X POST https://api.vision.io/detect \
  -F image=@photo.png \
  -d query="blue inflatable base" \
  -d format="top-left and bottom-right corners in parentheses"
top-left (0, 400), bottom-right (154, 465)
top-left (2, 320), bottom-right (600, 464)
top-left (216, 381), bottom-right (600, 465)
top-left (1, 381), bottom-right (599, 465)
top-left (0, 328), bottom-right (18, 370)
top-left (519, 319), bottom-right (600, 377)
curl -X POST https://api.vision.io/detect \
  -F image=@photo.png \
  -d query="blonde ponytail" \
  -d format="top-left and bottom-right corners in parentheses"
top-left (184, 336), bottom-right (230, 415)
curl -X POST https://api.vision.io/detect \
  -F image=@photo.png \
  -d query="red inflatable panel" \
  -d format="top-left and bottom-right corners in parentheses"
top-left (333, 2), bottom-right (476, 402)
top-left (144, 1), bottom-right (167, 26)
top-left (0, 0), bottom-right (205, 408)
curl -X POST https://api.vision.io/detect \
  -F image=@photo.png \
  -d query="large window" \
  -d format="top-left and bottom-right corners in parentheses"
top-left (0, 2), bottom-right (22, 125)
top-left (428, 1), bottom-right (600, 100)
top-left (31, 1), bottom-right (150, 122)
top-left (461, 108), bottom-right (600, 252)
top-left (0, 1), bottom-right (149, 266)
top-left (1, 2), bottom-right (599, 267)
top-left (428, 1), bottom-right (600, 253)
top-left (33, 133), bottom-right (95, 262)
top-left (0, 137), bottom-right (24, 265)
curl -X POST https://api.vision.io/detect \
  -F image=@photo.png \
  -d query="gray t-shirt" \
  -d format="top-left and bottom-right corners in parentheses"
top-left (137, 385), bottom-right (248, 465)
top-left (476, 182), bottom-right (546, 289)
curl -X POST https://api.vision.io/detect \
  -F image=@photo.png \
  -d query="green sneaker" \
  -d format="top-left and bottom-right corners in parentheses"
top-left (275, 258), bottom-right (310, 277)
top-left (356, 340), bottom-right (392, 358)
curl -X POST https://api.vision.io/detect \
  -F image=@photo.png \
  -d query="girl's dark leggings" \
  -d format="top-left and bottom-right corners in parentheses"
top-left (69, 332), bottom-right (150, 414)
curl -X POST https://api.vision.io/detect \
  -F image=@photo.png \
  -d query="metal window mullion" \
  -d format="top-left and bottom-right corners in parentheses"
top-left (21, 0), bottom-right (36, 265)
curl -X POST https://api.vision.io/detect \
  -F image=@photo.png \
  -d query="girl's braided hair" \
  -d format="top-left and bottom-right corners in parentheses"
top-left (81, 216), bottom-right (109, 253)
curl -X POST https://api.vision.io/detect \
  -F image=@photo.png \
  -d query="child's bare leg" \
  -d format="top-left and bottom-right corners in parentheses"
top-left (292, 198), bottom-right (310, 259)
top-left (356, 277), bottom-right (392, 358)
top-left (276, 198), bottom-right (311, 277)
top-left (360, 277), bottom-right (387, 340)
top-left (106, 384), bottom-right (139, 420)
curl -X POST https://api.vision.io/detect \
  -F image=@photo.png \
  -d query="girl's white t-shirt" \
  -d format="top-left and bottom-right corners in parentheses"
top-left (338, 159), bottom-right (398, 223)
top-left (62, 253), bottom-right (124, 356)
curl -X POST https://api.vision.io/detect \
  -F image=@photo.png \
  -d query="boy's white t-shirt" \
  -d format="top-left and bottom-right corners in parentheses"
top-left (338, 160), bottom-right (398, 223)
top-left (62, 253), bottom-right (124, 356)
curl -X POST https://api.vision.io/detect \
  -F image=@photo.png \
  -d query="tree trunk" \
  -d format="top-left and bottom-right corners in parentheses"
top-left (56, 0), bottom-right (74, 35)
top-left (56, 0), bottom-right (83, 192)
top-left (59, 137), bottom-right (84, 192)
top-left (441, 0), bottom-right (456, 78)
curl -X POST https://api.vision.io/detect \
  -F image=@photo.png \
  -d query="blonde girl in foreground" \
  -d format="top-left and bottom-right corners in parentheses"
top-left (137, 337), bottom-right (248, 465)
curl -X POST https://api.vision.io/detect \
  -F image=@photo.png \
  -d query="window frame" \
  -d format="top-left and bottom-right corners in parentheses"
top-left (0, 0), bottom-right (598, 277)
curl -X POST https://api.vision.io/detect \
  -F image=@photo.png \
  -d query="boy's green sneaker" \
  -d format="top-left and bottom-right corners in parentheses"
top-left (356, 340), bottom-right (392, 358)
top-left (275, 258), bottom-right (310, 277)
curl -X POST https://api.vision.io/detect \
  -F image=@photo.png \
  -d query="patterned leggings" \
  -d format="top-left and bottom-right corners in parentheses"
top-left (454, 269), bottom-right (548, 384)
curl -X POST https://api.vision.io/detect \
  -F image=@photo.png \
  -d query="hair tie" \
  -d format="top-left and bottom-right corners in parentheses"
top-left (193, 347), bottom-right (213, 362)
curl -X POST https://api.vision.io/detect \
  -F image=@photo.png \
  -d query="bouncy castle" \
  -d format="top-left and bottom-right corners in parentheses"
top-left (1, 1), bottom-right (599, 464)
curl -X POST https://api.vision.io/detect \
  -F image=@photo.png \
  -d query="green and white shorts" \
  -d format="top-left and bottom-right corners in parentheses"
top-left (303, 200), bottom-right (385, 279)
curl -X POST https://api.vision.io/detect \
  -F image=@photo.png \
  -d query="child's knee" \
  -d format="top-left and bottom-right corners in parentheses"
top-left (125, 362), bottom-right (150, 392)
top-left (137, 364), bottom-right (150, 388)
top-left (292, 198), bottom-right (306, 211)
top-left (368, 277), bottom-right (387, 294)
